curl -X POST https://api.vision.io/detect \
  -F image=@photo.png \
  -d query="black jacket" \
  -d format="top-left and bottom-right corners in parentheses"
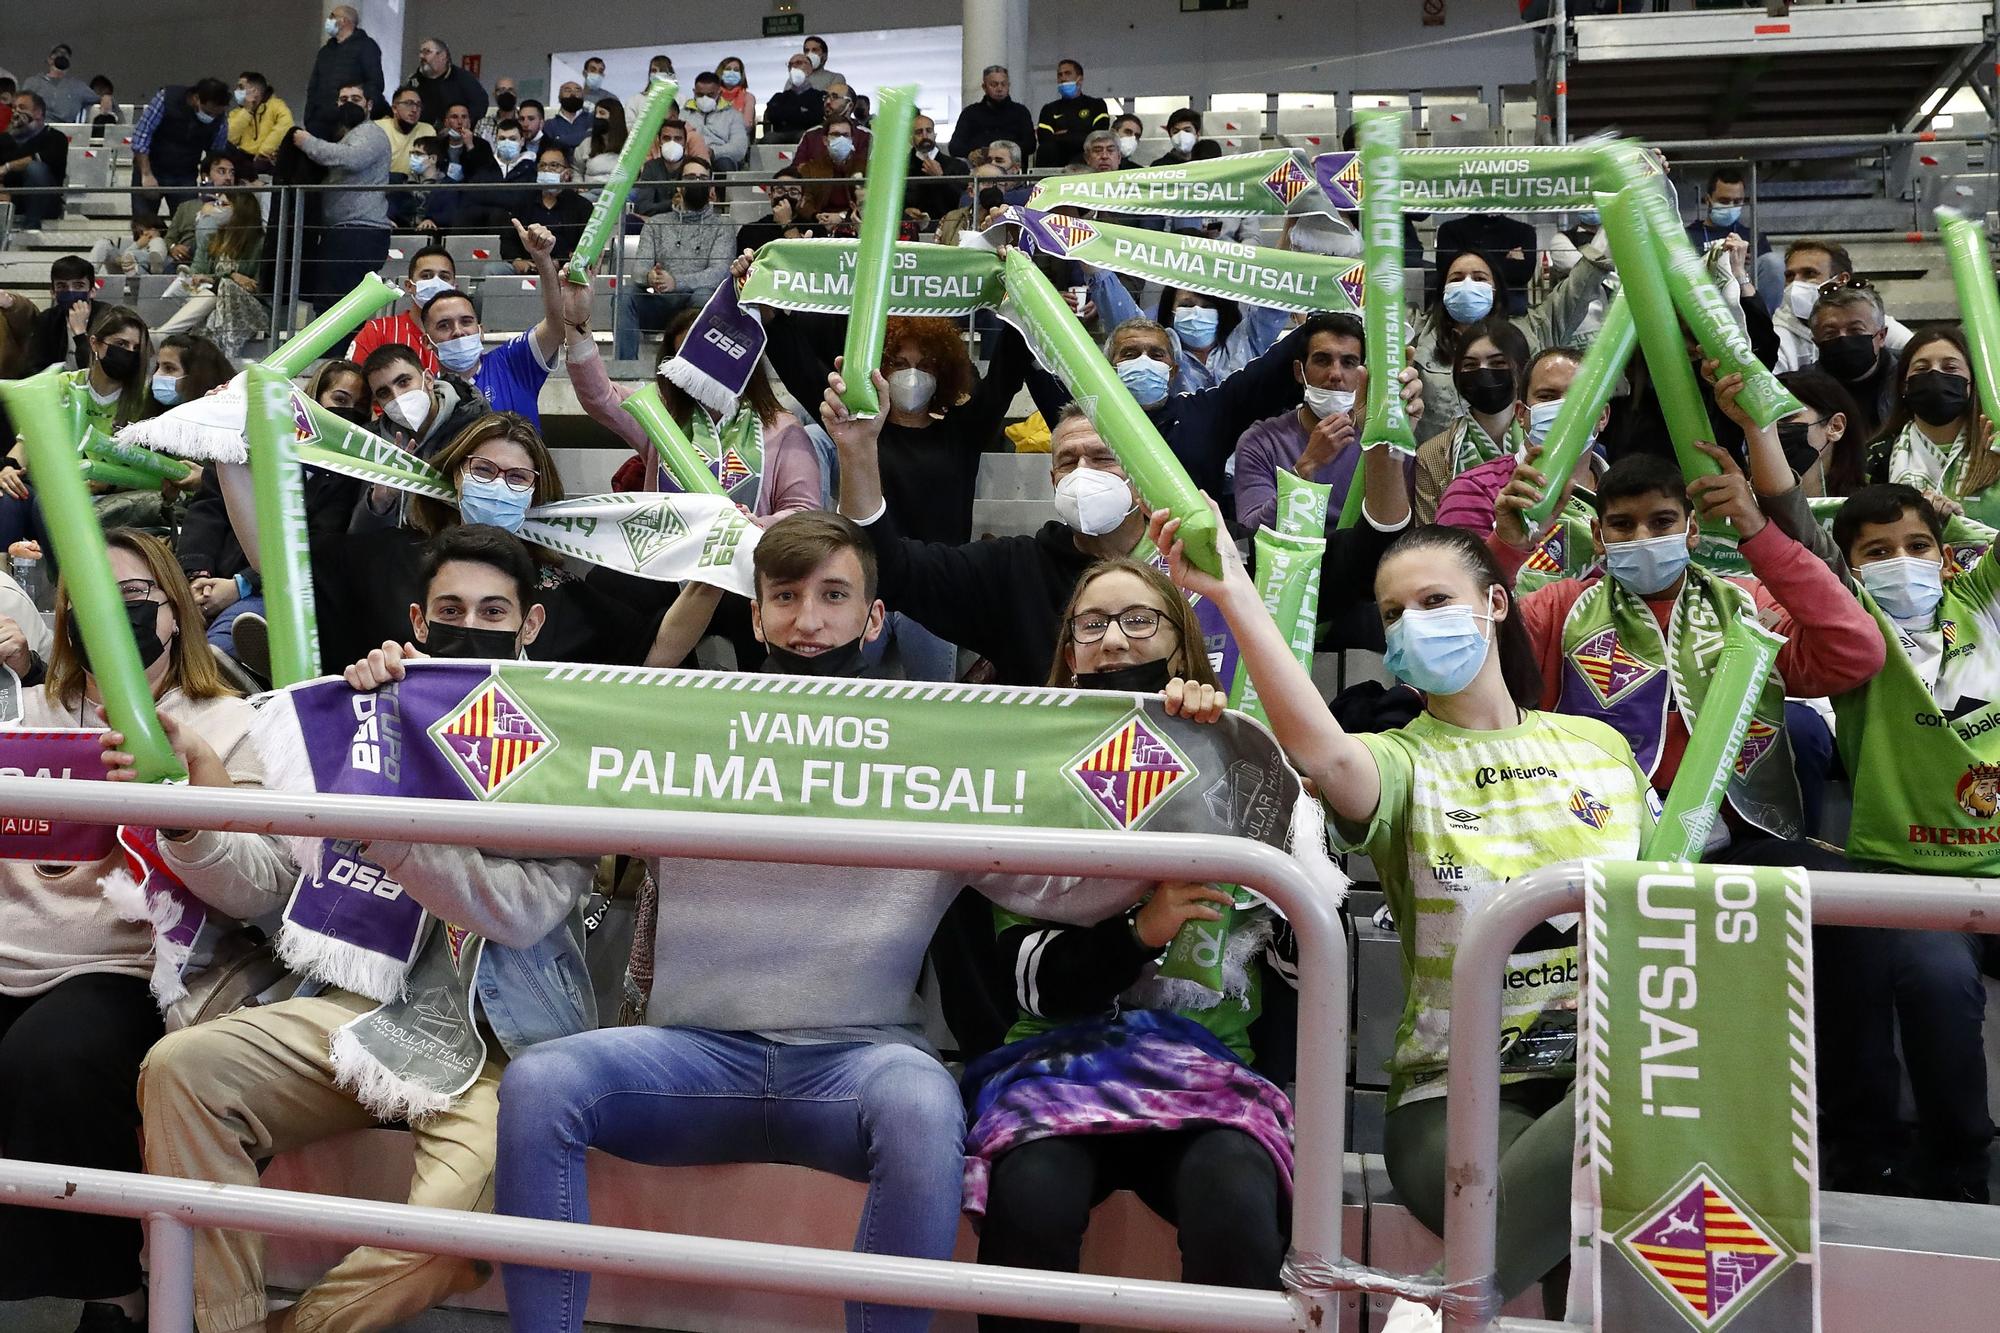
top-left (23, 298), bottom-right (108, 375)
top-left (177, 466), bottom-right (361, 582)
top-left (763, 86), bottom-right (826, 144)
top-left (1033, 94), bottom-right (1110, 168)
top-left (2, 125), bottom-right (67, 182)
top-left (904, 151), bottom-right (970, 221)
top-left (948, 97), bottom-right (1036, 161)
top-left (304, 28), bottom-right (387, 135)
top-left (406, 64), bottom-right (488, 130)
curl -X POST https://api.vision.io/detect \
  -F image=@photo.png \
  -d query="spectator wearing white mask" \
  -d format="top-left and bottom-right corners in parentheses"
top-left (1111, 112), bottom-right (1145, 167)
top-left (683, 71), bottom-right (748, 172)
top-left (801, 35), bottom-right (845, 93)
top-left (764, 54), bottom-right (824, 144)
top-left (1149, 107), bottom-right (1215, 167)
top-left (1772, 239), bottom-right (1913, 374)
top-left (578, 55), bottom-right (611, 108)
top-left (624, 54), bottom-right (676, 124)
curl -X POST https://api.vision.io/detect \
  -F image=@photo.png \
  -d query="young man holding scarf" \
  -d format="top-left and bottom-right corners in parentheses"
top-left (1821, 483), bottom-right (2000, 1201)
top-left (138, 525), bottom-right (597, 1333)
top-left (493, 510), bottom-right (1148, 1333)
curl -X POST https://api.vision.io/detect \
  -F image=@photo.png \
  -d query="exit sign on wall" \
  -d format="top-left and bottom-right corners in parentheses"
top-left (764, 13), bottom-right (806, 37)
top-left (1179, 0), bottom-right (1248, 10)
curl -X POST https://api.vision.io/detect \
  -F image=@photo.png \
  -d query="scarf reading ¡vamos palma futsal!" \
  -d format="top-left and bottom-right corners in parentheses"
top-left (1026, 147), bottom-right (1343, 221)
top-left (1558, 567), bottom-right (1800, 839)
top-left (1568, 860), bottom-right (1819, 1332)
top-left (250, 660), bottom-right (1335, 1112)
top-left (1312, 139), bottom-right (1668, 214)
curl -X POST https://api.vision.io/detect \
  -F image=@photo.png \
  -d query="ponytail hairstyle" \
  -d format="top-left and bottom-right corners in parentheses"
top-left (1379, 523), bottom-right (1542, 707)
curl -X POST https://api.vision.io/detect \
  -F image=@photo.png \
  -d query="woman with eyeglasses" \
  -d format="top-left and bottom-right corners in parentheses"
top-left (964, 557), bottom-right (1296, 1326)
top-left (1871, 326), bottom-right (2000, 525)
top-left (1154, 506), bottom-right (1651, 1327)
top-left (0, 529), bottom-right (288, 1327)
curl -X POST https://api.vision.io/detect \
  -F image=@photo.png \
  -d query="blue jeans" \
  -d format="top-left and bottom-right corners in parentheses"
top-left (863, 612), bottom-right (958, 682)
top-left (2, 157), bottom-right (60, 227)
top-left (496, 1027), bottom-right (967, 1332)
top-left (206, 592), bottom-right (264, 653)
top-left (615, 286), bottom-right (700, 360)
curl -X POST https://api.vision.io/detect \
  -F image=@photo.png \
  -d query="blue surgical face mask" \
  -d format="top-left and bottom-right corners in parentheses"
top-left (1383, 598), bottom-right (1496, 697)
top-left (150, 372), bottom-right (181, 407)
top-left (412, 275), bottom-right (456, 305)
top-left (1115, 353), bottom-right (1172, 407)
top-left (1710, 202), bottom-right (1743, 228)
top-left (1578, 207), bottom-right (1600, 226)
top-left (721, 69), bottom-right (743, 88)
top-left (1527, 398), bottom-right (1569, 447)
top-left (496, 139), bottom-right (522, 162)
top-left (1442, 278), bottom-right (1494, 324)
top-left (457, 474), bottom-right (532, 532)
top-left (828, 135), bottom-right (854, 163)
top-left (1058, 80), bottom-right (1080, 98)
top-left (1859, 555), bottom-right (1945, 623)
top-left (1173, 305), bottom-right (1220, 351)
top-left (1603, 530), bottom-right (1692, 597)
top-left (435, 332), bottom-right (482, 373)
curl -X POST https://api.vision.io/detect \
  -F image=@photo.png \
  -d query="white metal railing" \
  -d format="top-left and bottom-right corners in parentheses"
top-left (1439, 861), bottom-right (2000, 1333)
top-left (0, 777), bottom-right (1353, 1332)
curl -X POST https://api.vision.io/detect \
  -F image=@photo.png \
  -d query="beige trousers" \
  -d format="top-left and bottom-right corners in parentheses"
top-left (138, 989), bottom-right (499, 1333)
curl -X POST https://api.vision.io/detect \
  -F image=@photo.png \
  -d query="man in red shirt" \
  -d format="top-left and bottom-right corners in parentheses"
top-left (348, 243), bottom-right (453, 374)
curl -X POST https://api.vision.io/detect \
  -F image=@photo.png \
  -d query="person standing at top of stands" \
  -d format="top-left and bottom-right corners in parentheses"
top-left (683, 71), bottom-right (748, 172)
top-left (949, 64), bottom-right (1037, 162)
top-left (227, 72), bottom-right (293, 175)
top-left (1811, 284), bottom-right (1902, 441)
top-left (904, 113), bottom-right (969, 222)
top-left (373, 87), bottom-right (435, 178)
top-left (290, 85), bottom-right (392, 319)
top-left (542, 81), bottom-right (593, 155)
top-left (475, 78), bottom-right (517, 144)
top-left (801, 34), bottom-right (846, 93)
top-left (351, 244), bottom-right (455, 373)
top-left (764, 52), bottom-right (826, 145)
top-left (131, 78), bottom-right (232, 222)
top-left (405, 36), bottom-right (487, 131)
top-left (304, 6), bottom-right (385, 136)
top-left (20, 44), bottom-right (92, 125)
top-left (576, 55), bottom-right (610, 109)
top-left (1147, 108), bottom-right (1214, 167)
top-left (421, 220), bottom-right (567, 427)
top-left (1034, 59), bottom-right (1109, 168)
top-left (1686, 165), bottom-right (1782, 313)
top-left (0, 91), bottom-right (68, 231)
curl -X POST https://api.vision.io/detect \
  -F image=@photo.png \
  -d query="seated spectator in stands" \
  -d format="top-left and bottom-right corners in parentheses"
top-left (493, 509), bottom-right (1146, 1333)
top-left (501, 148), bottom-right (592, 269)
top-left (1773, 367), bottom-right (1865, 501)
top-left (1035, 60), bottom-right (1109, 168)
top-left (486, 117), bottom-right (536, 218)
top-left (144, 332), bottom-right (230, 420)
top-left (475, 78), bottom-right (516, 145)
top-left (181, 358), bottom-right (363, 659)
top-left (904, 113), bottom-right (968, 223)
top-left (423, 220), bottom-right (565, 426)
top-left (406, 35), bottom-right (486, 128)
top-left (304, 5), bottom-right (385, 137)
top-left (0, 79), bottom-right (13, 137)
top-left (796, 82), bottom-right (867, 170)
top-left (1810, 282), bottom-right (1904, 445)
top-left (88, 215), bottom-right (170, 278)
top-left (0, 286), bottom-right (36, 384)
top-left (363, 340), bottom-right (488, 465)
top-left (934, 163), bottom-right (1006, 246)
top-left (1, 91), bottom-right (67, 229)
top-left (154, 188), bottom-right (266, 355)
top-left (132, 77), bottom-right (232, 222)
top-left (436, 100), bottom-right (499, 185)
top-left (1434, 213), bottom-right (1540, 316)
top-left (1078, 127), bottom-right (1123, 175)
top-left (1432, 345), bottom-right (1607, 549)
top-left (623, 54), bottom-right (675, 123)
top-left (87, 76), bottom-right (121, 142)
top-left (1156, 515), bottom-right (1637, 1327)
top-left (515, 98), bottom-right (547, 158)
top-left (985, 138), bottom-right (1032, 205)
top-left (763, 53), bottom-right (825, 145)
top-left (227, 71), bottom-right (292, 175)
top-left (15, 254), bottom-right (105, 374)
top-left (1, 531), bottom-right (280, 1333)
top-left (374, 87), bottom-right (433, 177)
top-left (714, 54), bottom-right (757, 139)
top-left (630, 118), bottom-right (713, 216)
top-left (972, 558), bottom-right (1291, 1304)
top-left (616, 161), bottom-right (732, 361)
top-left (389, 131), bottom-right (443, 227)
top-left (799, 112), bottom-right (868, 218)
top-left (1820, 484), bottom-right (1997, 1201)
top-left (684, 71), bottom-right (748, 171)
top-left (67, 305), bottom-right (151, 438)
top-left (1112, 111), bottom-right (1144, 165)
top-left (163, 154), bottom-right (236, 266)
top-left (139, 525), bottom-right (595, 1333)
top-left (410, 132), bottom-right (486, 233)
top-left (1085, 274), bottom-right (1285, 399)
top-left (734, 166), bottom-right (813, 252)
top-left (291, 84), bottom-right (392, 316)
top-left (543, 81), bottom-right (593, 154)
top-left (1873, 326), bottom-right (1999, 522)
top-left (1412, 243), bottom-right (1611, 424)
top-left (1148, 108), bottom-right (1215, 167)
top-left (1686, 165), bottom-right (1781, 311)
top-left (352, 244), bottom-right (453, 373)
top-left (951, 64), bottom-right (1036, 162)
top-left (578, 100), bottom-right (627, 185)
top-left (1774, 240), bottom-right (1917, 373)
top-left (1413, 316), bottom-right (1530, 523)
top-left (20, 44), bottom-right (93, 124)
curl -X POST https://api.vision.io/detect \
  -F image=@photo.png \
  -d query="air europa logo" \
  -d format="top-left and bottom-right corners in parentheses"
top-left (1474, 764), bottom-right (1557, 788)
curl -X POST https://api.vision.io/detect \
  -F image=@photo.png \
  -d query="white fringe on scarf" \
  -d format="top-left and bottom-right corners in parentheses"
top-left (112, 372), bottom-right (253, 463)
top-left (329, 1023), bottom-right (455, 1123)
top-left (99, 867), bottom-right (193, 1007)
top-left (660, 353), bottom-right (742, 420)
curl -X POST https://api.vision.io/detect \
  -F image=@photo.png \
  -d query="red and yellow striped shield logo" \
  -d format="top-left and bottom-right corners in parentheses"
top-left (432, 678), bottom-right (555, 799)
top-left (1067, 714), bottom-right (1191, 830)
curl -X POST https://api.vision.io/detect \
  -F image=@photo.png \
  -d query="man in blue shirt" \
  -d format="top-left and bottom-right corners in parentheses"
top-left (541, 81), bottom-right (592, 154)
top-left (1685, 166), bottom-right (1782, 312)
top-left (417, 219), bottom-right (567, 427)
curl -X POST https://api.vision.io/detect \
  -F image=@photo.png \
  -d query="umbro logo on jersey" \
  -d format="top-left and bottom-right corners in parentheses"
top-left (1446, 808), bottom-right (1480, 826)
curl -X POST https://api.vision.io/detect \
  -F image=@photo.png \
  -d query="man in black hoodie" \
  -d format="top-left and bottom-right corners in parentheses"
top-left (305, 5), bottom-right (386, 135)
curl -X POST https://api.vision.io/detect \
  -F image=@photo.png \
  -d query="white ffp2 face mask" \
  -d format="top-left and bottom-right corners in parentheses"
top-left (1303, 384), bottom-right (1356, 420)
top-left (1053, 467), bottom-right (1135, 536)
top-left (384, 388), bottom-right (432, 432)
top-left (886, 367), bottom-right (937, 414)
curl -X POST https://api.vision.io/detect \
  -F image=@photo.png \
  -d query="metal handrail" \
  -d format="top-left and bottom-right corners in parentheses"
top-left (0, 776), bottom-right (1350, 1332)
top-left (1438, 861), bottom-right (2000, 1333)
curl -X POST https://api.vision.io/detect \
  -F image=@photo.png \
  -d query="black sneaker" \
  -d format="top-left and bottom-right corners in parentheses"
top-left (75, 1302), bottom-right (144, 1333)
top-left (231, 611), bottom-right (271, 683)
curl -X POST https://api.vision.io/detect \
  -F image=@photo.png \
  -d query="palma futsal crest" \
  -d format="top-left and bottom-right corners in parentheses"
top-left (1066, 713), bottom-right (1193, 830)
top-left (429, 675), bottom-right (556, 799)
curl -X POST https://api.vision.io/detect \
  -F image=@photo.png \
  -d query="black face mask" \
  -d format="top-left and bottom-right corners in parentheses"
top-left (335, 102), bottom-right (369, 130)
top-left (494, 91), bottom-right (517, 113)
top-left (977, 186), bottom-right (1005, 213)
top-left (51, 55), bottom-right (71, 72)
top-left (1816, 333), bottom-right (1881, 384)
top-left (1906, 369), bottom-right (1973, 428)
top-left (763, 637), bottom-right (869, 678)
top-left (328, 402), bottom-right (369, 425)
top-left (421, 621), bottom-right (521, 659)
top-left (1073, 658), bottom-right (1174, 694)
top-left (97, 344), bottom-right (139, 382)
top-left (680, 184), bottom-right (711, 211)
top-left (559, 95), bottom-right (584, 114)
top-left (72, 599), bottom-right (170, 677)
top-left (54, 288), bottom-right (90, 311)
top-left (1454, 365), bottom-right (1517, 416)
top-left (1776, 420), bottom-right (1822, 477)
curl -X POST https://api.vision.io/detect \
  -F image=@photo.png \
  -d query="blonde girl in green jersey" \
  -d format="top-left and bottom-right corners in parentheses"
top-left (1152, 506), bottom-right (1652, 1327)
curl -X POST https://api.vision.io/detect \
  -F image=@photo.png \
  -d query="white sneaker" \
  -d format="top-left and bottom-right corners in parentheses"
top-left (1379, 1297), bottom-right (1443, 1333)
